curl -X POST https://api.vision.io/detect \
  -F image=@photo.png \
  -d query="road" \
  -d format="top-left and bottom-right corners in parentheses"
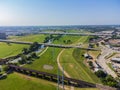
top-left (38, 32), bottom-right (112, 36)
top-left (0, 39), bottom-right (100, 51)
top-left (96, 44), bottom-right (117, 78)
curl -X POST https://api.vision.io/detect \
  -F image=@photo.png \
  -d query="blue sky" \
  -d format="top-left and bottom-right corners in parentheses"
top-left (0, 0), bottom-right (120, 26)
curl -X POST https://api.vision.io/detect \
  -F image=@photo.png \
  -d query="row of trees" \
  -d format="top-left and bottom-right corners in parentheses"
top-left (19, 52), bottom-right (38, 64)
top-left (95, 70), bottom-right (119, 87)
top-left (19, 42), bottom-right (40, 64)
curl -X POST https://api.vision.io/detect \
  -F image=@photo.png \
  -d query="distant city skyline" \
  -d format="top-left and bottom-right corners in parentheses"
top-left (0, 0), bottom-right (120, 26)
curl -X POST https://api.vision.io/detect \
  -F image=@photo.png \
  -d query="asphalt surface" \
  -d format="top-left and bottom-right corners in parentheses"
top-left (97, 44), bottom-right (117, 78)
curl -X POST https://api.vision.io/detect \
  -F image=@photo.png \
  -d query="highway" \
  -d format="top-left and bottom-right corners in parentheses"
top-left (38, 32), bottom-right (112, 36)
top-left (0, 39), bottom-right (100, 51)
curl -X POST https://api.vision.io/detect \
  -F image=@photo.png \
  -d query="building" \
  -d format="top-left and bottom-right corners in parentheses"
top-left (0, 33), bottom-right (7, 39)
top-left (111, 58), bottom-right (120, 63)
top-left (84, 53), bottom-right (93, 59)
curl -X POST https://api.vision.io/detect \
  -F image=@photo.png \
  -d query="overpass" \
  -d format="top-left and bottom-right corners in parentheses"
top-left (0, 39), bottom-right (100, 51)
top-left (8, 65), bottom-right (96, 88)
top-left (38, 32), bottom-right (112, 36)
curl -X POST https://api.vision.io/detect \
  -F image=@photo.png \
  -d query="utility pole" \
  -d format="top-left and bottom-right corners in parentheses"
top-left (62, 65), bottom-right (64, 90)
top-left (57, 66), bottom-right (60, 90)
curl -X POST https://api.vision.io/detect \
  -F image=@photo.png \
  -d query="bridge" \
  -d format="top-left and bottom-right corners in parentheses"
top-left (8, 65), bottom-right (96, 88)
top-left (38, 32), bottom-right (112, 36)
top-left (0, 39), bottom-right (100, 51)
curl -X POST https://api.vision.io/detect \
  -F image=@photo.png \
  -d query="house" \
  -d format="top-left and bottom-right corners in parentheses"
top-left (84, 53), bottom-right (93, 59)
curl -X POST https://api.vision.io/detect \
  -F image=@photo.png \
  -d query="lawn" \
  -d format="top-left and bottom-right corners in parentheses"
top-left (0, 42), bottom-right (28, 58)
top-left (0, 72), bottom-right (58, 90)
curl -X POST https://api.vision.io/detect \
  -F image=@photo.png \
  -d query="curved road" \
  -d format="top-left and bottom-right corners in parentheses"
top-left (97, 44), bottom-right (117, 78)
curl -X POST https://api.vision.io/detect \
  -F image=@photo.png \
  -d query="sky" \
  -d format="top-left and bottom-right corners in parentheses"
top-left (0, 0), bottom-right (120, 26)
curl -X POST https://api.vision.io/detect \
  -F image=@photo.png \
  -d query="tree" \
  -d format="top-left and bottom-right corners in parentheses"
top-left (29, 42), bottom-right (39, 52)
top-left (31, 52), bottom-right (37, 58)
top-left (22, 48), bottom-right (29, 54)
top-left (67, 40), bottom-right (72, 44)
top-left (19, 54), bottom-right (27, 64)
top-left (96, 43), bottom-right (99, 47)
top-left (89, 44), bottom-right (94, 48)
top-left (95, 70), bottom-right (107, 78)
top-left (105, 75), bottom-right (118, 87)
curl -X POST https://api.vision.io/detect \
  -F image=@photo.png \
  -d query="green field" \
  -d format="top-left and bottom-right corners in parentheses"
top-left (59, 36), bottom-right (101, 84)
top-left (9, 34), bottom-right (46, 42)
top-left (0, 34), bottom-right (47, 58)
top-left (53, 35), bottom-right (81, 44)
top-left (24, 35), bottom-right (101, 84)
top-left (0, 43), bottom-right (28, 58)
top-left (24, 47), bottom-right (62, 74)
top-left (0, 72), bottom-right (59, 90)
top-left (0, 34), bottom-right (102, 90)
top-left (24, 35), bottom-right (84, 74)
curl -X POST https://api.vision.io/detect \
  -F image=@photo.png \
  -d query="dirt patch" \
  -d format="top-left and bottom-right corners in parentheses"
top-left (43, 65), bottom-right (53, 70)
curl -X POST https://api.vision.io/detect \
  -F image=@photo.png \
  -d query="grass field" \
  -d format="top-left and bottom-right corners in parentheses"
top-left (0, 43), bottom-right (28, 58)
top-left (9, 34), bottom-right (46, 42)
top-left (53, 35), bottom-right (81, 44)
top-left (0, 34), bottom-right (102, 90)
top-left (59, 36), bottom-right (101, 84)
top-left (24, 47), bottom-right (62, 74)
top-left (24, 35), bottom-right (83, 74)
top-left (0, 34), bottom-right (46, 58)
top-left (0, 72), bottom-right (99, 90)
top-left (0, 72), bottom-right (59, 90)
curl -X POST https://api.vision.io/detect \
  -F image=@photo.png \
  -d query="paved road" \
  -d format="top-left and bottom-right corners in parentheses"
top-left (38, 32), bottom-right (112, 36)
top-left (0, 39), bottom-right (100, 51)
top-left (96, 44), bottom-right (117, 78)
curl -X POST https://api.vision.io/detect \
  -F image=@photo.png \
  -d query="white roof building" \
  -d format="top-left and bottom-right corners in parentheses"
top-left (111, 58), bottom-right (120, 63)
